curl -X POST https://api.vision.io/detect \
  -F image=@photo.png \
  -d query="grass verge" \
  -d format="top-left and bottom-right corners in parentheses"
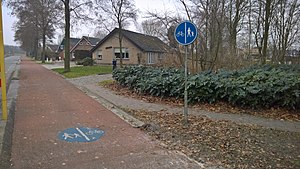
top-left (53, 65), bottom-right (112, 78)
top-left (98, 79), bottom-right (115, 86)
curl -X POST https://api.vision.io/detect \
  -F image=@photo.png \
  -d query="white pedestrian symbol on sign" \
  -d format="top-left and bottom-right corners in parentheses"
top-left (187, 27), bottom-right (194, 37)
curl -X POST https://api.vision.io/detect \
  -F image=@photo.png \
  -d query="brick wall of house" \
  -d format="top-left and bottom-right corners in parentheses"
top-left (73, 39), bottom-right (93, 51)
top-left (92, 34), bottom-right (141, 65)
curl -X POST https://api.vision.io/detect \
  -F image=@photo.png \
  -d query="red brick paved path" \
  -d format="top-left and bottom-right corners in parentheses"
top-left (10, 58), bottom-right (200, 169)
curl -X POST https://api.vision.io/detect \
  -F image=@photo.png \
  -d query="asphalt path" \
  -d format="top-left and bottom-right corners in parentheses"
top-left (9, 57), bottom-right (202, 169)
top-left (0, 55), bottom-right (21, 111)
top-left (4, 55), bottom-right (21, 80)
top-left (1, 56), bottom-right (21, 168)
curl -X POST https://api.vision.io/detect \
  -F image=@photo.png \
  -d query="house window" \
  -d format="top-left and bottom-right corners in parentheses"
top-left (147, 52), bottom-right (155, 64)
top-left (97, 50), bottom-right (102, 60)
top-left (79, 42), bottom-right (83, 45)
top-left (158, 53), bottom-right (164, 60)
top-left (114, 48), bottom-right (129, 59)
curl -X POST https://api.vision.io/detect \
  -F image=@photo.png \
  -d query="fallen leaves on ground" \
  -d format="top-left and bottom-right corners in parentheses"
top-left (102, 81), bottom-right (300, 121)
top-left (125, 109), bottom-right (300, 169)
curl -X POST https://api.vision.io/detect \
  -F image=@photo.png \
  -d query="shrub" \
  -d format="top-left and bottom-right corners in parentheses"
top-left (112, 65), bottom-right (300, 109)
top-left (74, 50), bottom-right (92, 61)
top-left (76, 57), bottom-right (95, 66)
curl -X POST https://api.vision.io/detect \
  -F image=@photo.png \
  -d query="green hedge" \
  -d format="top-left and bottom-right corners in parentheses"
top-left (112, 65), bottom-right (300, 109)
top-left (76, 57), bottom-right (95, 66)
top-left (74, 50), bottom-right (92, 61)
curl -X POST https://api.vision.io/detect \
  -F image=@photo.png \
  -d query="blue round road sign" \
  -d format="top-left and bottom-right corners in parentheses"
top-left (174, 21), bottom-right (198, 45)
top-left (58, 127), bottom-right (105, 142)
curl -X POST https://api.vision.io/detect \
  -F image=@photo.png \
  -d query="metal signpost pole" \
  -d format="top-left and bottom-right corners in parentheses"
top-left (174, 21), bottom-right (197, 125)
top-left (183, 45), bottom-right (188, 124)
top-left (0, 0), bottom-right (8, 121)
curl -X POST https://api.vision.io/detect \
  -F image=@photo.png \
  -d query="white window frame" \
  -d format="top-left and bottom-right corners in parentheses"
top-left (114, 48), bottom-right (129, 59)
top-left (97, 50), bottom-right (102, 60)
top-left (147, 52), bottom-right (155, 64)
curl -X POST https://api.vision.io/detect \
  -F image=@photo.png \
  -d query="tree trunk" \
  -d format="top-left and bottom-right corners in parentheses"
top-left (33, 18), bottom-right (39, 59)
top-left (248, 0), bottom-right (252, 57)
top-left (64, 0), bottom-right (71, 72)
top-left (118, 28), bottom-right (123, 68)
top-left (261, 0), bottom-right (272, 65)
top-left (33, 37), bottom-right (38, 59)
top-left (229, 31), bottom-right (237, 57)
top-left (42, 30), bottom-right (46, 63)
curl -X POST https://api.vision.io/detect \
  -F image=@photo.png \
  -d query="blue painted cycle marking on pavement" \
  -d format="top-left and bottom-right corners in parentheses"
top-left (174, 21), bottom-right (198, 45)
top-left (58, 127), bottom-right (105, 142)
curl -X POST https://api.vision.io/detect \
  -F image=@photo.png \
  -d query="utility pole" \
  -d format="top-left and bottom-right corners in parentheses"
top-left (0, 0), bottom-right (8, 121)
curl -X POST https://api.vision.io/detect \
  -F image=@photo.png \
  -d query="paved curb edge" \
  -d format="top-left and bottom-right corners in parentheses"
top-left (78, 86), bottom-right (210, 168)
top-left (44, 65), bottom-right (145, 128)
top-left (0, 64), bottom-right (20, 168)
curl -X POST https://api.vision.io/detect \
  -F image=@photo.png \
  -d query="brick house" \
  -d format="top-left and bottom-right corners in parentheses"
top-left (56, 37), bottom-right (81, 60)
top-left (90, 28), bottom-right (172, 65)
top-left (286, 49), bottom-right (300, 64)
top-left (70, 36), bottom-right (101, 59)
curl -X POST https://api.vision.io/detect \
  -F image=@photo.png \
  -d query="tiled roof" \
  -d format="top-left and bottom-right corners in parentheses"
top-left (47, 44), bottom-right (59, 52)
top-left (83, 36), bottom-right (101, 46)
top-left (70, 38), bottom-right (81, 47)
top-left (70, 36), bottom-right (102, 52)
top-left (56, 37), bottom-right (81, 52)
top-left (91, 28), bottom-right (170, 53)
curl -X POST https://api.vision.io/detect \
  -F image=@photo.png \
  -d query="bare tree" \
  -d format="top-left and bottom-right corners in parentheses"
top-left (145, 10), bottom-right (184, 67)
top-left (141, 19), bottom-right (163, 37)
top-left (145, 10), bottom-right (180, 43)
top-left (60, 0), bottom-right (92, 72)
top-left (95, 0), bottom-right (137, 68)
top-left (61, 0), bottom-right (71, 72)
top-left (13, 18), bottom-right (37, 56)
top-left (225, 0), bottom-right (247, 56)
top-left (190, 0), bottom-right (227, 70)
top-left (252, 0), bottom-right (278, 64)
top-left (7, 0), bottom-right (60, 61)
top-left (271, 0), bottom-right (300, 63)
top-left (36, 0), bottom-right (61, 63)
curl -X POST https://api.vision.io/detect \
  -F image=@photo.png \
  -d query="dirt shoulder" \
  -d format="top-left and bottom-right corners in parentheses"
top-left (127, 109), bottom-right (300, 169)
top-left (101, 82), bottom-right (300, 168)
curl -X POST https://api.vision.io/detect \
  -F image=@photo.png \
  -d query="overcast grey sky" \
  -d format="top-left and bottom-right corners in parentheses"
top-left (3, 5), bottom-right (16, 46)
top-left (2, 0), bottom-right (181, 46)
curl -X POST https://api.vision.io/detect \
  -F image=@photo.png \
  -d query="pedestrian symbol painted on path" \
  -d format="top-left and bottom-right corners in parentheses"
top-left (174, 21), bottom-right (198, 45)
top-left (58, 127), bottom-right (105, 142)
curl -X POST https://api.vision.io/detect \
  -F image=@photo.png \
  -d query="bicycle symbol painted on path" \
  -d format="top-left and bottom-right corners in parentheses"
top-left (58, 127), bottom-right (105, 142)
